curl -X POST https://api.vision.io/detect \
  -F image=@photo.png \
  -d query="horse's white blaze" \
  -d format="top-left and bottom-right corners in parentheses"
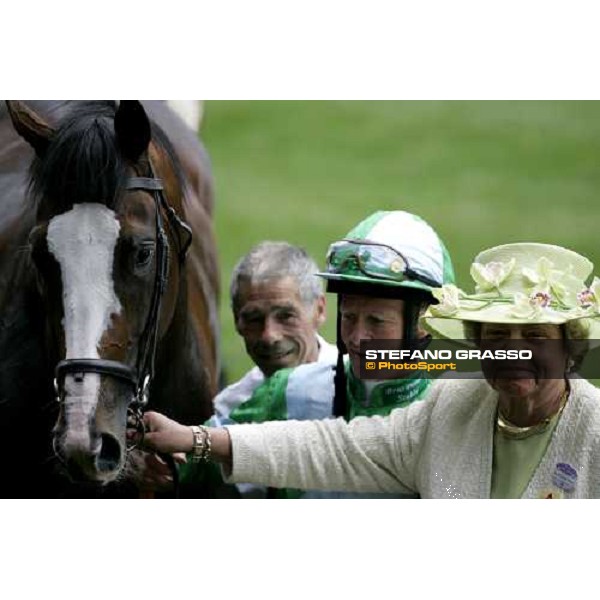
top-left (47, 203), bottom-right (121, 437)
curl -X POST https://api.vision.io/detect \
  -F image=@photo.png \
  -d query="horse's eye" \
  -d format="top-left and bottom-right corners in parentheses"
top-left (134, 244), bottom-right (155, 272)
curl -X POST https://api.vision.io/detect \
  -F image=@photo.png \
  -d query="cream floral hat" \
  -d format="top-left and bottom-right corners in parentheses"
top-left (423, 243), bottom-right (600, 341)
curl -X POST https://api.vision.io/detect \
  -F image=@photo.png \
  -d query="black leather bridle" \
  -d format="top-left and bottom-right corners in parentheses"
top-left (54, 168), bottom-right (192, 429)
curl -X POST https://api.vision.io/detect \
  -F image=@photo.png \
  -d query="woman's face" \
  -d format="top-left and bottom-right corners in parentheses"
top-left (479, 322), bottom-right (568, 398)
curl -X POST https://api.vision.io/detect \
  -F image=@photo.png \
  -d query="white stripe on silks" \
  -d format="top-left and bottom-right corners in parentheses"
top-left (47, 203), bottom-right (122, 418)
top-left (368, 212), bottom-right (443, 283)
top-left (286, 362), bottom-right (336, 421)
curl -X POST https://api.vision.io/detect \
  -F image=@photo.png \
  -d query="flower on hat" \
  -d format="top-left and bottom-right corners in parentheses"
top-left (429, 284), bottom-right (464, 317)
top-left (577, 277), bottom-right (600, 312)
top-left (509, 292), bottom-right (550, 320)
top-left (522, 257), bottom-right (581, 306)
top-left (577, 289), bottom-right (595, 309)
top-left (531, 291), bottom-right (551, 308)
top-left (471, 259), bottom-right (515, 293)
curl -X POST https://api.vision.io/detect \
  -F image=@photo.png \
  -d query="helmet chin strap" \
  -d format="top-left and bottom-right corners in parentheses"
top-left (402, 301), bottom-right (432, 352)
top-left (332, 304), bottom-right (347, 418)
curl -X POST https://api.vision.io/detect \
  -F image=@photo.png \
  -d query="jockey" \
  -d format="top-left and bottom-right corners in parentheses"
top-left (322, 209), bottom-right (455, 420)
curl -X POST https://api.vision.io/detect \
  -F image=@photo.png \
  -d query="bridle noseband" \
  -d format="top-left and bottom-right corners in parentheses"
top-left (54, 169), bottom-right (192, 437)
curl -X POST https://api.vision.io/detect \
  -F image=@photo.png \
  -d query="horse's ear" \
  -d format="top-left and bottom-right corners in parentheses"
top-left (114, 101), bottom-right (152, 163)
top-left (6, 101), bottom-right (54, 157)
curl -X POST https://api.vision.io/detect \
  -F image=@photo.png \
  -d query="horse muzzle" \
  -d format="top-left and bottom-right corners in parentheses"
top-left (53, 370), bottom-right (132, 483)
top-left (55, 428), bottom-right (124, 483)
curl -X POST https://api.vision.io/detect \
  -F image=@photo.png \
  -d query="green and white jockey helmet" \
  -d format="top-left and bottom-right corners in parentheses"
top-left (318, 210), bottom-right (455, 301)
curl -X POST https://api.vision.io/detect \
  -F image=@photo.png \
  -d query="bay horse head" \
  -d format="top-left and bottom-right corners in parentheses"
top-left (6, 100), bottom-right (195, 484)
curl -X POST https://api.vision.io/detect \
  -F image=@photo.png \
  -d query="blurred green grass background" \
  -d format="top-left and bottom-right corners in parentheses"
top-left (201, 101), bottom-right (600, 382)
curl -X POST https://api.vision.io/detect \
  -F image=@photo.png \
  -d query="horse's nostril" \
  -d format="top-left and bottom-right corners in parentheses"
top-left (96, 434), bottom-right (122, 473)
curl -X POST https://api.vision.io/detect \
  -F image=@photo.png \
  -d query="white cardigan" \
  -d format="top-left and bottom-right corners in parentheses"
top-left (226, 376), bottom-right (600, 498)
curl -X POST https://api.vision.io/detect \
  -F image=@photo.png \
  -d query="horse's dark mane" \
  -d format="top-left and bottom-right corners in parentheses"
top-left (28, 101), bottom-right (186, 214)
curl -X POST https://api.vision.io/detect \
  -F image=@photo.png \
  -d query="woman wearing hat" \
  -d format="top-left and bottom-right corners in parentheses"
top-left (142, 242), bottom-right (600, 498)
top-left (422, 242), bottom-right (600, 498)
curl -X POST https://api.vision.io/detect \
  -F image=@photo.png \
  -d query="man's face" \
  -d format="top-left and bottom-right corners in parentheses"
top-left (234, 277), bottom-right (325, 376)
top-left (340, 294), bottom-right (405, 377)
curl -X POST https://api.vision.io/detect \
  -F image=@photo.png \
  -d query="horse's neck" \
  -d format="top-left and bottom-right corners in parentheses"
top-left (144, 136), bottom-right (219, 425)
top-left (150, 272), bottom-right (218, 425)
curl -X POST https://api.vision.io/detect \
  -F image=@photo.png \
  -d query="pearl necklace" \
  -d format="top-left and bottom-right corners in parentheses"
top-left (496, 388), bottom-right (569, 440)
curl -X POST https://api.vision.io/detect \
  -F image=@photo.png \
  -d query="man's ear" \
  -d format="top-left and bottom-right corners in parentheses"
top-left (232, 306), bottom-right (242, 335)
top-left (314, 295), bottom-right (327, 328)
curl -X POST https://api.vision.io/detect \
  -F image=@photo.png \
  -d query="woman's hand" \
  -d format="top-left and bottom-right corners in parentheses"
top-left (143, 411), bottom-right (194, 454)
top-left (140, 411), bottom-right (233, 471)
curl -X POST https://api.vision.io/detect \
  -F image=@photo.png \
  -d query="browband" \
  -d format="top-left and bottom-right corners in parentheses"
top-left (124, 177), bottom-right (164, 191)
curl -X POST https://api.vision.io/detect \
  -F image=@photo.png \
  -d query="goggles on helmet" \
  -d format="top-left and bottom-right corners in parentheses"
top-left (326, 239), bottom-right (440, 289)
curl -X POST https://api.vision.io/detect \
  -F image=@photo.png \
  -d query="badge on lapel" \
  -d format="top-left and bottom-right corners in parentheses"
top-left (552, 463), bottom-right (578, 493)
top-left (537, 463), bottom-right (577, 498)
